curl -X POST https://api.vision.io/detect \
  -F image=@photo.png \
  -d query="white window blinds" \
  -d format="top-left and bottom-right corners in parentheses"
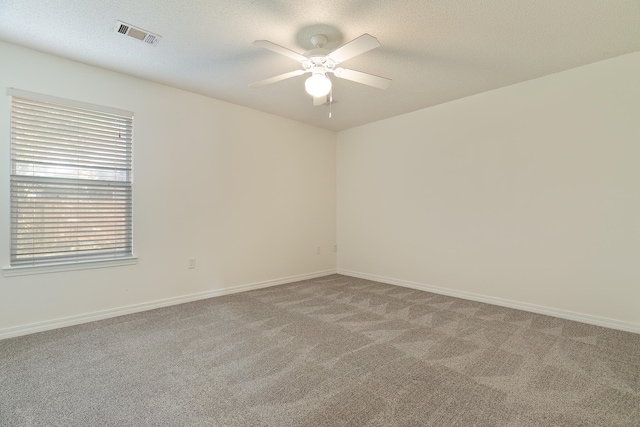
top-left (9, 90), bottom-right (133, 267)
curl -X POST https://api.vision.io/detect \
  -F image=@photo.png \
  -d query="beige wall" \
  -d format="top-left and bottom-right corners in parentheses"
top-left (337, 52), bottom-right (640, 331)
top-left (2, 40), bottom-right (638, 337)
top-left (0, 41), bottom-right (337, 336)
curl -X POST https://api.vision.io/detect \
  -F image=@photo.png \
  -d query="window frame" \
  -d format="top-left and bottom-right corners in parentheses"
top-left (3, 88), bottom-right (137, 276)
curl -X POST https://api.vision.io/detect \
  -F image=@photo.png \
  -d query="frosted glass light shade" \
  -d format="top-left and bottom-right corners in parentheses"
top-left (305, 74), bottom-right (332, 97)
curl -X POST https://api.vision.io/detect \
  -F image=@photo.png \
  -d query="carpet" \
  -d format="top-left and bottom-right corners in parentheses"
top-left (1, 274), bottom-right (639, 426)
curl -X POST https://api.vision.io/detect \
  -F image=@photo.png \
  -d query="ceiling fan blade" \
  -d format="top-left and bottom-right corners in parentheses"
top-left (327, 34), bottom-right (380, 64)
top-left (249, 70), bottom-right (306, 88)
top-left (313, 95), bottom-right (328, 106)
top-left (334, 68), bottom-right (392, 89)
top-left (253, 40), bottom-right (307, 62)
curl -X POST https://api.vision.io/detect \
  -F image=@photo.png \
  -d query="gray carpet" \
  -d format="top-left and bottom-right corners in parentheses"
top-left (1, 274), bottom-right (639, 426)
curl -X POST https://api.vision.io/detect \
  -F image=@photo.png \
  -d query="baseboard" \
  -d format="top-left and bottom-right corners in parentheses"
top-left (0, 269), bottom-right (337, 340)
top-left (337, 269), bottom-right (640, 334)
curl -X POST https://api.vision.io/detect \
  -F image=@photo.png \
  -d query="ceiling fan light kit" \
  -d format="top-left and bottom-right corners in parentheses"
top-left (250, 33), bottom-right (391, 108)
top-left (305, 73), bottom-right (332, 97)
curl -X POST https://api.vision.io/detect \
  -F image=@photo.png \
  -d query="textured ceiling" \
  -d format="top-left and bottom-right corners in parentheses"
top-left (1, 0), bottom-right (639, 131)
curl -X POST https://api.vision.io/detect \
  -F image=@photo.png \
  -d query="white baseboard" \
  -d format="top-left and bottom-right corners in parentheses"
top-left (0, 269), bottom-right (337, 340)
top-left (337, 269), bottom-right (640, 334)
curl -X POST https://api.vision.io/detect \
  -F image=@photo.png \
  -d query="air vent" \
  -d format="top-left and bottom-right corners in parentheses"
top-left (114, 20), bottom-right (161, 46)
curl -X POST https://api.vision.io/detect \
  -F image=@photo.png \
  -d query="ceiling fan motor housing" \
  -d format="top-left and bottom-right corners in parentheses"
top-left (310, 65), bottom-right (326, 76)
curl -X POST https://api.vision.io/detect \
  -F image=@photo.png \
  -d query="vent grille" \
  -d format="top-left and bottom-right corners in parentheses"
top-left (114, 21), bottom-right (161, 46)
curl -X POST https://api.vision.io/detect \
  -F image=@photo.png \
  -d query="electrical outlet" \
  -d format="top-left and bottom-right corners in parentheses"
top-left (333, 245), bottom-right (337, 252)
top-left (316, 246), bottom-right (321, 255)
top-left (188, 258), bottom-right (196, 269)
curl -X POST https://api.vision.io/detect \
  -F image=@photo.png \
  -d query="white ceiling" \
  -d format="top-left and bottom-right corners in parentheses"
top-left (1, 0), bottom-right (639, 131)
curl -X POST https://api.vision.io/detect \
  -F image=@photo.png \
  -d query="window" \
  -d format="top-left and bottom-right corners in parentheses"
top-left (8, 89), bottom-right (133, 269)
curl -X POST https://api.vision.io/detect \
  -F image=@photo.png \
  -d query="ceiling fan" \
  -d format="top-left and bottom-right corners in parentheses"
top-left (250, 33), bottom-right (392, 106)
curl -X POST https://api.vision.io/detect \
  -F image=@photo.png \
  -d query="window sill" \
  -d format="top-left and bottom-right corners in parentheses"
top-left (2, 256), bottom-right (138, 277)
